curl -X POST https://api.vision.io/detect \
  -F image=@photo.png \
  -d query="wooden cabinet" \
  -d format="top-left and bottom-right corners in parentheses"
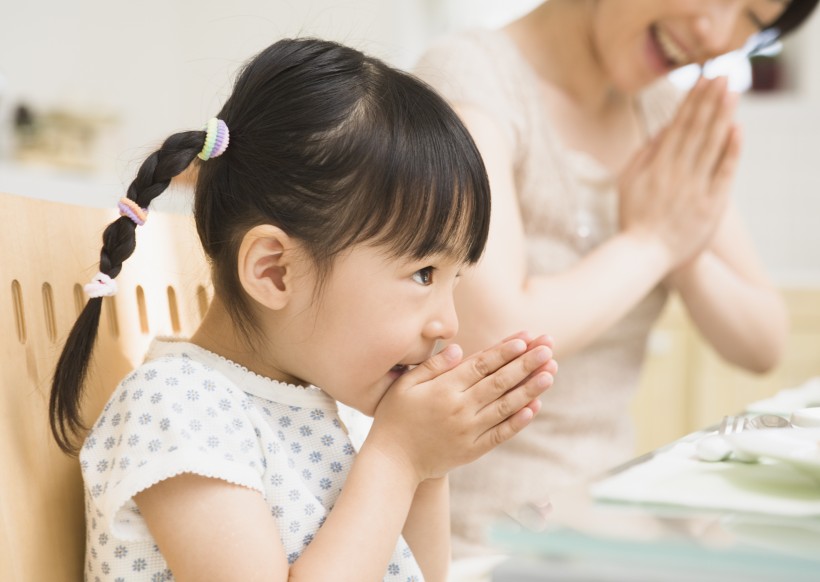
top-left (631, 288), bottom-right (820, 455)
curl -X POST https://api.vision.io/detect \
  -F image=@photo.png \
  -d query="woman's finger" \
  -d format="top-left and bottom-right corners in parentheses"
top-left (710, 124), bottom-right (743, 198)
top-left (693, 87), bottom-right (738, 174)
top-left (676, 76), bottom-right (729, 167)
top-left (654, 75), bottom-right (709, 163)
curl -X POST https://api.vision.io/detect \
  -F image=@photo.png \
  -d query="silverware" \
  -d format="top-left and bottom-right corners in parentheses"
top-left (718, 413), bottom-right (791, 434)
top-left (697, 414), bottom-right (791, 462)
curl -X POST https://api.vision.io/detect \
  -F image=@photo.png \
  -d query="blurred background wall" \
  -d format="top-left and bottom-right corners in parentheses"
top-left (0, 0), bottom-right (818, 283)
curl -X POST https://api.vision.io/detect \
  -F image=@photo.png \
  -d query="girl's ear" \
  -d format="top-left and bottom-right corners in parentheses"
top-left (237, 225), bottom-right (298, 310)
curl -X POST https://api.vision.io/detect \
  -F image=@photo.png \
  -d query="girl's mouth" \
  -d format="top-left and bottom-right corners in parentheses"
top-left (388, 363), bottom-right (417, 379)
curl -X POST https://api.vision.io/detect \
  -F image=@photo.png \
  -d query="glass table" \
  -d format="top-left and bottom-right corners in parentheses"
top-left (484, 428), bottom-right (820, 582)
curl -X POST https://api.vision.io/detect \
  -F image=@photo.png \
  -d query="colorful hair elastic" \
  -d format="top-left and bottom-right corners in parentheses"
top-left (198, 117), bottom-right (230, 161)
top-left (118, 197), bottom-right (148, 226)
top-left (84, 272), bottom-right (118, 298)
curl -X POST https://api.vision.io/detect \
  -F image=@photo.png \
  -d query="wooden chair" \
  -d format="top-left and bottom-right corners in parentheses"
top-left (0, 191), bottom-right (211, 581)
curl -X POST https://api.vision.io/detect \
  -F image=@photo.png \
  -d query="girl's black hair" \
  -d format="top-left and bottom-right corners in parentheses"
top-left (50, 38), bottom-right (491, 455)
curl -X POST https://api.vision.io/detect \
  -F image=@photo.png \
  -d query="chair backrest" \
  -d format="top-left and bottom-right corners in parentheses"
top-left (0, 191), bottom-right (211, 581)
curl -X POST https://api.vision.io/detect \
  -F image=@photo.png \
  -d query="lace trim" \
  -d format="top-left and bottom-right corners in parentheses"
top-left (152, 337), bottom-right (322, 392)
top-left (206, 350), bottom-right (322, 393)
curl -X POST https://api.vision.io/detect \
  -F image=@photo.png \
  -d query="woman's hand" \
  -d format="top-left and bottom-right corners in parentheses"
top-left (365, 333), bottom-right (556, 483)
top-left (618, 76), bottom-right (742, 271)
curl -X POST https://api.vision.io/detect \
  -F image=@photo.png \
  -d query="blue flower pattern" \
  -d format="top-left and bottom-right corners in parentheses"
top-left (80, 341), bottom-right (421, 580)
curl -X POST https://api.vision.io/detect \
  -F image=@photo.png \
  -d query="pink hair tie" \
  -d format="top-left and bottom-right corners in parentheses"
top-left (198, 118), bottom-right (230, 161)
top-left (118, 197), bottom-right (148, 226)
top-left (84, 272), bottom-right (118, 298)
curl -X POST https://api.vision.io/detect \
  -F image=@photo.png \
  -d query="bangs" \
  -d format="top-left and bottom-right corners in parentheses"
top-left (341, 68), bottom-right (491, 264)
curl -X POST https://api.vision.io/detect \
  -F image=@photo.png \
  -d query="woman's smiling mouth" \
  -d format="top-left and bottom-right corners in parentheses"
top-left (649, 24), bottom-right (692, 71)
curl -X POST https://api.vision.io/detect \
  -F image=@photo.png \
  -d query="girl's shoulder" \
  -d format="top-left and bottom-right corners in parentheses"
top-left (135, 338), bottom-right (337, 408)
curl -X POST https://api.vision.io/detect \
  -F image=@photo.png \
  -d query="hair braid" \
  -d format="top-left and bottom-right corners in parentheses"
top-left (50, 130), bottom-right (205, 455)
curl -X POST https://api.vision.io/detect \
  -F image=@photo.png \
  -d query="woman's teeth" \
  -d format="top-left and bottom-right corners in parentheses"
top-left (655, 26), bottom-right (689, 67)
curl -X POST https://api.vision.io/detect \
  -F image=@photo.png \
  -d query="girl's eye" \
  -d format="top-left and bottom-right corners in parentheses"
top-left (412, 267), bottom-right (435, 286)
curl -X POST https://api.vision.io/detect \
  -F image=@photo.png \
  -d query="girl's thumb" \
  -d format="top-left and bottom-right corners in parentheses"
top-left (408, 344), bottom-right (463, 384)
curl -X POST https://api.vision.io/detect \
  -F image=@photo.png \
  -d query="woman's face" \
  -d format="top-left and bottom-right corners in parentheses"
top-left (592, 0), bottom-right (789, 92)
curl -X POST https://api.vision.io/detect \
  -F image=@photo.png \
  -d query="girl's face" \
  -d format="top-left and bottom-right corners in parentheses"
top-left (276, 244), bottom-right (463, 416)
top-left (591, 0), bottom-right (788, 92)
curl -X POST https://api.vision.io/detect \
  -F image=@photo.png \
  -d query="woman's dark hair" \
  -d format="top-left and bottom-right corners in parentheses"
top-left (50, 38), bottom-right (491, 455)
top-left (769, 0), bottom-right (819, 38)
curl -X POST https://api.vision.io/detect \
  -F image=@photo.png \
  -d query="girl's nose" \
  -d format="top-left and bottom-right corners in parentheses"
top-left (424, 295), bottom-right (459, 341)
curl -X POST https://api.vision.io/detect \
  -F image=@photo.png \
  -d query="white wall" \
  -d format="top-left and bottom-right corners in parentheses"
top-left (1, 0), bottom-right (819, 282)
top-left (0, 0), bottom-right (427, 177)
top-left (733, 13), bottom-right (820, 284)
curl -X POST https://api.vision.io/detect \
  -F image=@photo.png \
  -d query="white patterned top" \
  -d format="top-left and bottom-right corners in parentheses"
top-left (80, 338), bottom-right (423, 581)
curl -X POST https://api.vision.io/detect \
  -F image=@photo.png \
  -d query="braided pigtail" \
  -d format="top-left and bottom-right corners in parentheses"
top-left (50, 129), bottom-right (210, 455)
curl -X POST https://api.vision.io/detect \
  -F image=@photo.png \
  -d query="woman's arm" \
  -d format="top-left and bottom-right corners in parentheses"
top-left (450, 105), bottom-right (671, 359)
top-left (451, 78), bottom-right (740, 360)
top-left (665, 202), bottom-right (788, 372)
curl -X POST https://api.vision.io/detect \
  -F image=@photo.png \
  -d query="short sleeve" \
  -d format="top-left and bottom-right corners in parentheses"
top-left (80, 353), bottom-right (266, 541)
top-left (414, 29), bottom-right (527, 154)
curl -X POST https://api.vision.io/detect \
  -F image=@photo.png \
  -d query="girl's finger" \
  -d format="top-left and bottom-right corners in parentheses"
top-left (400, 343), bottom-right (463, 385)
top-left (476, 370), bottom-right (553, 426)
top-left (525, 334), bottom-right (553, 351)
top-left (449, 338), bottom-right (530, 390)
top-left (469, 345), bottom-right (553, 405)
top-left (474, 397), bottom-right (541, 451)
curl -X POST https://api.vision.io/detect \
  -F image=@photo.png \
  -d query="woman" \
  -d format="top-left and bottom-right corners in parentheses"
top-left (414, 0), bottom-right (818, 557)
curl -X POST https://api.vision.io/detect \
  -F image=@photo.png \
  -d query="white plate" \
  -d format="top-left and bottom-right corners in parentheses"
top-left (726, 428), bottom-right (820, 484)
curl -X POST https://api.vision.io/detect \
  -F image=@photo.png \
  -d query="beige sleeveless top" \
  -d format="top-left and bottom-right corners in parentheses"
top-left (415, 29), bottom-right (683, 558)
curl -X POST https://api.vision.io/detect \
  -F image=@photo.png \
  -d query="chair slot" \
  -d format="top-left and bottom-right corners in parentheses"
top-left (136, 285), bottom-right (149, 334)
top-left (11, 279), bottom-right (27, 344)
top-left (42, 283), bottom-right (57, 342)
top-left (167, 286), bottom-right (181, 334)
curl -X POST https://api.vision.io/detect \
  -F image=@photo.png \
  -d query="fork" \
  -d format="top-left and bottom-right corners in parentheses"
top-left (719, 413), bottom-right (791, 434)
top-left (718, 415), bottom-right (749, 435)
top-left (698, 414), bottom-right (790, 462)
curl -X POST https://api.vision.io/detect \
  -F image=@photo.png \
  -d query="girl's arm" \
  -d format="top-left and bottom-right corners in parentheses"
top-left (665, 202), bottom-right (788, 372)
top-left (135, 337), bottom-right (554, 582)
top-left (448, 78), bottom-right (742, 362)
top-left (401, 477), bottom-right (450, 582)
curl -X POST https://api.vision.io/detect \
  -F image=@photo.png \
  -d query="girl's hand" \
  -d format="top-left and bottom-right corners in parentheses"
top-left (618, 76), bottom-right (742, 271)
top-left (365, 333), bottom-right (556, 482)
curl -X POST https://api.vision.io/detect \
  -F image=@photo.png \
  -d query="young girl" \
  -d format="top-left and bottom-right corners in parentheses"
top-left (49, 38), bottom-right (557, 581)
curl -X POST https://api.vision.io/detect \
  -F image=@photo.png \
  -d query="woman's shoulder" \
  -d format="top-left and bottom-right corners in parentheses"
top-left (414, 28), bottom-right (524, 94)
top-left (417, 28), bottom-right (510, 62)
